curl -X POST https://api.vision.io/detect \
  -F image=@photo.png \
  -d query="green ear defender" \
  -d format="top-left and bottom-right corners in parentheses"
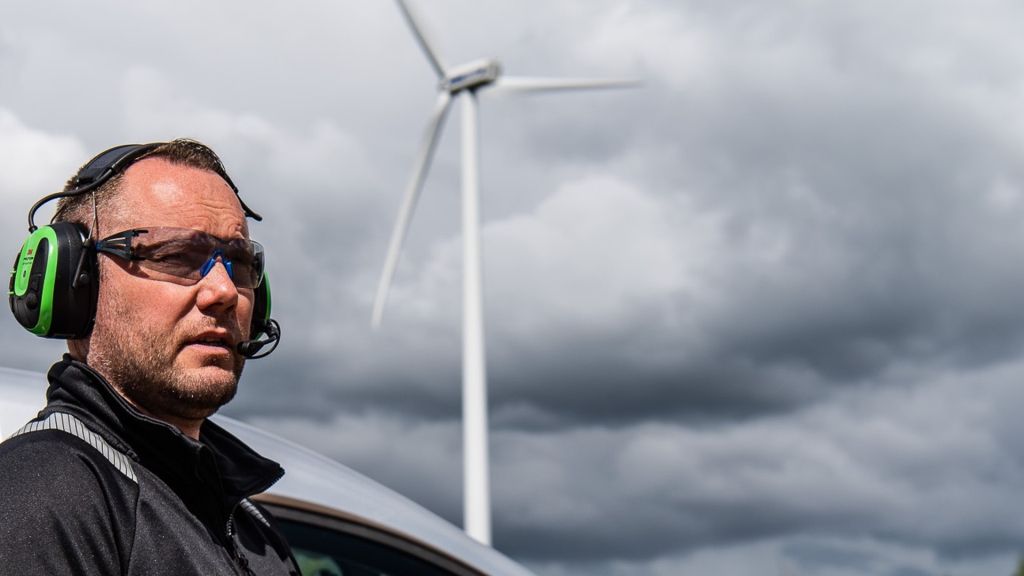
top-left (9, 222), bottom-right (97, 338)
top-left (253, 272), bottom-right (272, 328)
top-left (240, 273), bottom-right (280, 359)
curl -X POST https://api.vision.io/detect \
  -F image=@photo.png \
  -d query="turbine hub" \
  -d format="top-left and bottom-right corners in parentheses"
top-left (441, 58), bottom-right (502, 93)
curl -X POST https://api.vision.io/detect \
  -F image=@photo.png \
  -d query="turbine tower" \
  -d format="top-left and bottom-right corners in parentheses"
top-left (374, 0), bottom-right (636, 545)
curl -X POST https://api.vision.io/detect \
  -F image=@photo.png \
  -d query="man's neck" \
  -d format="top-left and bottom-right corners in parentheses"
top-left (110, 385), bottom-right (205, 440)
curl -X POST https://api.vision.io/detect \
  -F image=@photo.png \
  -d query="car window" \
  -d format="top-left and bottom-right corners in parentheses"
top-left (264, 503), bottom-right (483, 576)
top-left (281, 520), bottom-right (458, 576)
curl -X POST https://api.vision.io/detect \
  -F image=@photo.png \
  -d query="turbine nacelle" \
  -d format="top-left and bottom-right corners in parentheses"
top-left (441, 58), bottom-right (502, 93)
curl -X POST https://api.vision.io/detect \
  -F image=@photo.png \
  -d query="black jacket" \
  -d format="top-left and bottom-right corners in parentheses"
top-left (0, 356), bottom-right (300, 575)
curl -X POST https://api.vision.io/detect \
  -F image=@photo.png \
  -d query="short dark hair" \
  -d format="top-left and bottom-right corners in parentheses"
top-left (52, 139), bottom-right (231, 229)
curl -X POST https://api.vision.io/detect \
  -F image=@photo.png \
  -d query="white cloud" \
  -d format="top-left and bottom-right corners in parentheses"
top-left (387, 174), bottom-right (721, 338)
top-left (0, 109), bottom-right (86, 254)
top-left (0, 109), bottom-right (85, 202)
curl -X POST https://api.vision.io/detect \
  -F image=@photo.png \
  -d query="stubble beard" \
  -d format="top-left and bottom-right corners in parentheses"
top-left (89, 295), bottom-right (245, 423)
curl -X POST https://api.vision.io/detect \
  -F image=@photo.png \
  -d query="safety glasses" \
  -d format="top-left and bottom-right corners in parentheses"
top-left (95, 227), bottom-right (265, 289)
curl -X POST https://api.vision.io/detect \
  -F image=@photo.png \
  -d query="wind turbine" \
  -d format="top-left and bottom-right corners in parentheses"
top-left (373, 0), bottom-right (636, 545)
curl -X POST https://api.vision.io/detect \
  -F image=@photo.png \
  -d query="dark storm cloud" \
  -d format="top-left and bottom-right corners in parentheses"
top-left (485, 365), bottom-right (1024, 564)
top-left (236, 3), bottom-right (1024, 568)
top-left (453, 0), bottom-right (1024, 426)
top-left (240, 2), bottom-right (1024, 571)
top-left (252, 362), bottom-right (1024, 567)
top-left (783, 540), bottom-right (878, 573)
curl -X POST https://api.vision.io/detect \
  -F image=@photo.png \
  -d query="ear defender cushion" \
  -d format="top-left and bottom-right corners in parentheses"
top-left (250, 272), bottom-right (271, 338)
top-left (9, 222), bottom-right (97, 338)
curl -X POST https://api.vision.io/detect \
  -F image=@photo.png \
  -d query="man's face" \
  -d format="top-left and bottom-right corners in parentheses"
top-left (84, 157), bottom-right (254, 423)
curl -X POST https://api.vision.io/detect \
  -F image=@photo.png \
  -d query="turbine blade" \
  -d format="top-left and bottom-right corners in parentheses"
top-left (493, 76), bottom-right (641, 93)
top-left (372, 92), bottom-right (454, 327)
top-left (394, 0), bottom-right (448, 79)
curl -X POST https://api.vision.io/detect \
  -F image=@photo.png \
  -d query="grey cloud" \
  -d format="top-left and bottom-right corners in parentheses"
top-left (247, 359), bottom-right (1024, 569)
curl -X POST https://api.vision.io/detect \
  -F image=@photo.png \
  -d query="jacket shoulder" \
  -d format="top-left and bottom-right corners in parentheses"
top-left (0, 426), bottom-right (137, 571)
top-left (8, 411), bottom-right (138, 481)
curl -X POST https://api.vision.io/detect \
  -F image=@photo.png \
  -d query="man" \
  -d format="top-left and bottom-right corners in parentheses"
top-left (0, 139), bottom-right (298, 574)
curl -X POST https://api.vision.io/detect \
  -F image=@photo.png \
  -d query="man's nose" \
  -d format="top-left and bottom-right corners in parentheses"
top-left (196, 255), bottom-right (239, 310)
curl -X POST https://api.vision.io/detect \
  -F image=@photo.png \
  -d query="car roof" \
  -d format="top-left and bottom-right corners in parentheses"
top-left (0, 367), bottom-right (535, 576)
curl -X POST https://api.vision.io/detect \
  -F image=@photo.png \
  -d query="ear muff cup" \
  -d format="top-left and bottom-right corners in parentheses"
top-left (250, 272), bottom-right (271, 339)
top-left (9, 222), bottom-right (97, 338)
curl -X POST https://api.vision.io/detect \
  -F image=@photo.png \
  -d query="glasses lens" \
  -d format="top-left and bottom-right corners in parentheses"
top-left (221, 239), bottom-right (264, 288)
top-left (121, 227), bottom-right (264, 288)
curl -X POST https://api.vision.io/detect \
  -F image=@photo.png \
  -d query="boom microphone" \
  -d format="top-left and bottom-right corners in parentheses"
top-left (236, 319), bottom-right (280, 359)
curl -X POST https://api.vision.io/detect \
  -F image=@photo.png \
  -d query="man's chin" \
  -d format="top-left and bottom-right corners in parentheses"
top-left (171, 351), bottom-right (241, 390)
top-left (114, 364), bottom-right (239, 424)
top-left (163, 368), bottom-right (239, 417)
top-left (179, 362), bottom-right (240, 388)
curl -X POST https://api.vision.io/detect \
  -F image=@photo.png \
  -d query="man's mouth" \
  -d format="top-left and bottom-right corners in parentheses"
top-left (193, 339), bottom-right (228, 348)
top-left (186, 332), bottom-right (236, 351)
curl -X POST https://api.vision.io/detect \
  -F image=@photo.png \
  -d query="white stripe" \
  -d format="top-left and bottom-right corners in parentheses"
top-left (9, 412), bottom-right (137, 483)
top-left (240, 498), bottom-right (271, 528)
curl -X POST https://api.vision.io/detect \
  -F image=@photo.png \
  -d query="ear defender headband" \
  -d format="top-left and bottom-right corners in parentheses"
top-left (8, 142), bottom-right (280, 359)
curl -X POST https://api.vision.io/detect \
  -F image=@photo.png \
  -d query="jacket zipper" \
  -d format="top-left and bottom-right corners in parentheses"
top-left (225, 511), bottom-right (256, 576)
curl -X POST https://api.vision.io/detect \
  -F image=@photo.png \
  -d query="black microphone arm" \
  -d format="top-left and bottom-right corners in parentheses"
top-left (237, 319), bottom-right (281, 359)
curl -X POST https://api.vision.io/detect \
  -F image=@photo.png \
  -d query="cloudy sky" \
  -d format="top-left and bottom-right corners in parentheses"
top-left (4, 1), bottom-right (1024, 574)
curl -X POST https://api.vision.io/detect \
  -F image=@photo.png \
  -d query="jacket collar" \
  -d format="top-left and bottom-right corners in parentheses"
top-left (43, 355), bottom-right (284, 513)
